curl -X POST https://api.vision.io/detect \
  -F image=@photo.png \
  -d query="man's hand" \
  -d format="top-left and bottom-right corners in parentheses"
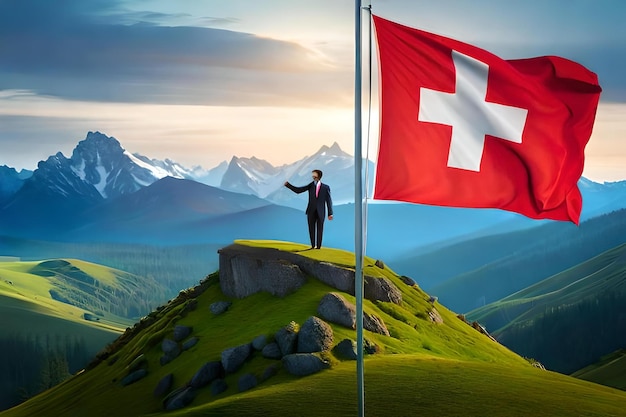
top-left (284, 181), bottom-right (290, 186)
top-left (328, 215), bottom-right (334, 220)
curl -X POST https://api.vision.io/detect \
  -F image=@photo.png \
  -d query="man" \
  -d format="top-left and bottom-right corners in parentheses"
top-left (284, 169), bottom-right (333, 249)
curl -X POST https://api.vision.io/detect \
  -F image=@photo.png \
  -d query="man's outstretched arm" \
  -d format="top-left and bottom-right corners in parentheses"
top-left (284, 181), bottom-right (309, 194)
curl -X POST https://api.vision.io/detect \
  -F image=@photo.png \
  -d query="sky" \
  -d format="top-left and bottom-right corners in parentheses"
top-left (0, 0), bottom-right (625, 181)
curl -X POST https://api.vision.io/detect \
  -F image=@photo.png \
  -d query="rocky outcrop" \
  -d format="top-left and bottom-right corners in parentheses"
top-left (221, 344), bottom-right (252, 373)
top-left (218, 249), bottom-right (307, 298)
top-left (282, 353), bottom-right (330, 376)
top-left (317, 292), bottom-right (390, 336)
top-left (218, 244), bottom-right (402, 305)
top-left (297, 316), bottom-right (334, 353)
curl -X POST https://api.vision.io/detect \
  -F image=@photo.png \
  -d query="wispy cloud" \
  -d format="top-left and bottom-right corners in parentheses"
top-left (0, 0), bottom-right (350, 106)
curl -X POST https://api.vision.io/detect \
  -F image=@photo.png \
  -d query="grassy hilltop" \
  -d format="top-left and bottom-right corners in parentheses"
top-left (2, 241), bottom-right (626, 417)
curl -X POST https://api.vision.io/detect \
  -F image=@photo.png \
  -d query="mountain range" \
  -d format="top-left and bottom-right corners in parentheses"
top-left (2, 130), bottom-right (626, 260)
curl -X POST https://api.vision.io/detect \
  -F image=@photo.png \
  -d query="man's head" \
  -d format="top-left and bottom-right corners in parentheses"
top-left (312, 169), bottom-right (323, 181)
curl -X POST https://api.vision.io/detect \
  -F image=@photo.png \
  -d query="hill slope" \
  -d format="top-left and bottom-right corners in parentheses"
top-left (2, 241), bottom-right (625, 416)
top-left (467, 243), bottom-right (626, 374)
top-left (0, 259), bottom-right (147, 410)
top-left (572, 349), bottom-right (626, 391)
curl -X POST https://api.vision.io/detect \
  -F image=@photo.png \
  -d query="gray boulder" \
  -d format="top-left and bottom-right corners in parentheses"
top-left (182, 337), bottom-right (199, 351)
top-left (252, 334), bottom-right (268, 351)
top-left (190, 361), bottom-right (222, 389)
top-left (210, 301), bottom-right (232, 315)
top-left (121, 369), bottom-right (148, 386)
top-left (306, 262), bottom-right (355, 293)
top-left (161, 338), bottom-right (180, 356)
top-left (160, 339), bottom-right (181, 366)
top-left (221, 343), bottom-right (252, 373)
top-left (333, 339), bottom-right (357, 360)
top-left (163, 386), bottom-right (195, 411)
top-left (363, 312), bottom-right (390, 336)
top-left (219, 250), bottom-right (307, 298)
top-left (400, 275), bottom-right (417, 286)
top-left (261, 342), bottom-right (282, 360)
top-left (238, 373), bottom-right (258, 392)
top-left (282, 353), bottom-right (330, 376)
top-left (318, 292), bottom-right (389, 336)
top-left (173, 325), bottom-right (192, 342)
top-left (275, 322), bottom-right (299, 356)
top-left (364, 276), bottom-right (402, 305)
top-left (317, 293), bottom-right (356, 329)
top-left (297, 316), bottom-right (334, 353)
top-left (153, 373), bottom-right (173, 397)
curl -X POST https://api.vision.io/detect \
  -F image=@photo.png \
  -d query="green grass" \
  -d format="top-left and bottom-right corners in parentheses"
top-left (2, 241), bottom-right (626, 417)
top-left (0, 259), bottom-right (134, 331)
top-left (467, 243), bottom-right (626, 334)
top-left (572, 349), bottom-right (626, 391)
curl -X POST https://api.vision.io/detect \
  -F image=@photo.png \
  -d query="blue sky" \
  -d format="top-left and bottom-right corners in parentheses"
top-left (0, 0), bottom-right (624, 181)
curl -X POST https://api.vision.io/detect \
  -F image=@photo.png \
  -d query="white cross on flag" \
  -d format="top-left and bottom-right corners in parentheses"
top-left (372, 15), bottom-right (602, 224)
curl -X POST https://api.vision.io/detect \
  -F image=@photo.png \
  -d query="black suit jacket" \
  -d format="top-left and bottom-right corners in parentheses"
top-left (285, 181), bottom-right (333, 220)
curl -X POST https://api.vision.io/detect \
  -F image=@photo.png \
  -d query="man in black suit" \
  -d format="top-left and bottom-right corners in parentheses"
top-left (284, 169), bottom-right (333, 249)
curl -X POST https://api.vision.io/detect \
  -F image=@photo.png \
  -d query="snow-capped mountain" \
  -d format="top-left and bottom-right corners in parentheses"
top-left (265, 142), bottom-right (376, 208)
top-left (219, 156), bottom-right (284, 197)
top-left (218, 142), bottom-right (374, 207)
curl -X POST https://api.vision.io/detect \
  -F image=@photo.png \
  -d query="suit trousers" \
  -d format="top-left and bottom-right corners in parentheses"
top-left (307, 210), bottom-right (324, 248)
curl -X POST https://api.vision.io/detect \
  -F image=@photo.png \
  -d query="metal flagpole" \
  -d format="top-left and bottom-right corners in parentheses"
top-left (354, 1), bottom-right (365, 416)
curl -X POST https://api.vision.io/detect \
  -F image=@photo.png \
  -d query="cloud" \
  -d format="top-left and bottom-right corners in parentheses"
top-left (0, 0), bottom-right (350, 106)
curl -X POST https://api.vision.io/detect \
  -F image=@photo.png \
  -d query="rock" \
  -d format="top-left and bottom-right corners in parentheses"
top-left (428, 308), bottom-right (444, 324)
top-left (218, 244), bottom-right (402, 304)
top-left (400, 275), bottom-right (417, 286)
top-left (428, 295), bottom-right (438, 304)
top-left (333, 339), bottom-right (357, 360)
top-left (364, 338), bottom-right (380, 354)
top-left (173, 325), bottom-right (192, 342)
top-left (190, 361), bottom-right (223, 389)
top-left (182, 337), bottom-right (199, 351)
top-left (221, 343), bottom-right (252, 373)
top-left (153, 373), bottom-right (174, 397)
top-left (251, 334), bottom-right (268, 351)
top-left (238, 373), bottom-right (258, 392)
top-left (210, 301), bottom-right (232, 315)
top-left (363, 312), bottom-right (390, 336)
top-left (375, 259), bottom-right (385, 269)
top-left (210, 379), bottom-right (228, 396)
top-left (162, 338), bottom-right (180, 356)
top-left (282, 353), bottom-right (330, 376)
top-left (160, 338), bottom-right (181, 365)
top-left (306, 262), bottom-right (355, 293)
top-left (364, 276), bottom-right (402, 305)
top-left (163, 386), bottom-right (195, 411)
top-left (261, 342), bottom-right (282, 360)
top-left (219, 249), bottom-right (307, 298)
top-left (120, 369), bottom-right (148, 386)
top-left (317, 293), bottom-right (356, 329)
top-left (297, 316), bottom-right (334, 353)
top-left (275, 322), bottom-right (299, 356)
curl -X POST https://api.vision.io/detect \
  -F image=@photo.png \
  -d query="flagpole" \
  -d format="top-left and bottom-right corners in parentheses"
top-left (354, 1), bottom-right (365, 417)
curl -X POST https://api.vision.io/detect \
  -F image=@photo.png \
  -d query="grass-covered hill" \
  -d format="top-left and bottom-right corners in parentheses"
top-left (0, 259), bottom-right (143, 409)
top-left (2, 241), bottom-right (626, 417)
top-left (572, 349), bottom-right (626, 391)
top-left (467, 243), bottom-right (626, 374)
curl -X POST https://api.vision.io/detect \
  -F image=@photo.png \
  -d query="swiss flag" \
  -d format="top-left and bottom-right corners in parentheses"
top-left (372, 15), bottom-right (602, 224)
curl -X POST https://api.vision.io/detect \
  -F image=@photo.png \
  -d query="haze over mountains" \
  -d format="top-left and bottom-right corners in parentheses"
top-left (2, 130), bottom-right (626, 256)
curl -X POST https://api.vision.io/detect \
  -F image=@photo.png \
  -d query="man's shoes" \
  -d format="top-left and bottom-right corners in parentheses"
top-left (315, 247), bottom-right (321, 249)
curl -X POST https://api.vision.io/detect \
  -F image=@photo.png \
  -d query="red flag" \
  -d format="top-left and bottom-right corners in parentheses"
top-left (372, 15), bottom-right (602, 224)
